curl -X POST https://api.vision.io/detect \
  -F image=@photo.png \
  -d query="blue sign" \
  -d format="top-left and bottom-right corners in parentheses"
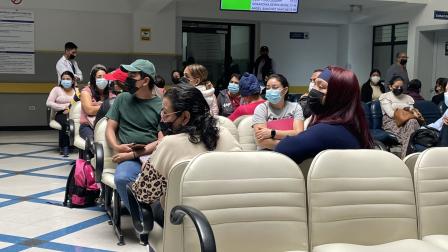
top-left (290, 32), bottom-right (309, 40)
top-left (434, 10), bottom-right (448, 20)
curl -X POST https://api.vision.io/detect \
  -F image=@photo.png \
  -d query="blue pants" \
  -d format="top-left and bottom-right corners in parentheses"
top-left (114, 160), bottom-right (141, 210)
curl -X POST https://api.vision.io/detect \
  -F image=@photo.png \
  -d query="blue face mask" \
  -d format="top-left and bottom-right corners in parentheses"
top-left (60, 80), bottom-right (72, 89)
top-left (228, 83), bottom-right (239, 94)
top-left (265, 88), bottom-right (283, 105)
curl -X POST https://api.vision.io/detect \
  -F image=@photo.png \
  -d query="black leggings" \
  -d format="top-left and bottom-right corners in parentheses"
top-left (55, 112), bottom-right (69, 148)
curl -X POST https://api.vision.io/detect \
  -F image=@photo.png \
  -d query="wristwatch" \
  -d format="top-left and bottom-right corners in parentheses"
top-left (271, 129), bottom-right (277, 139)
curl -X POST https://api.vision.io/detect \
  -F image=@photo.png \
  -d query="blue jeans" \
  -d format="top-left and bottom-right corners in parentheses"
top-left (114, 159), bottom-right (141, 210)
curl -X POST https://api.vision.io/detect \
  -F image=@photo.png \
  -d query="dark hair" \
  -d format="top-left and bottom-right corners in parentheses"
top-left (155, 75), bottom-right (166, 88)
top-left (65, 42), bottom-right (78, 51)
top-left (369, 69), bottom-right (381, 77)
top-left (389, 76), bottom-right (405, 86)
top-left (396, 52), bottom-right (406, 58)
top-left (310, 66), bottom-right (373, 149)
top-left (89, 66), bottom-right (110, 101)
top-left (164, 84), bottom-right (219, 151)
top-left (408, 79), bottom-right (422, 92)
top-left (59, 71), bottom-right (75, 89)
top-left (229, 73), bottom-right (241, 82)
top-left (436, 78), bottom-right (448, 92)
top-left (267, 74), bottom-right (289, 101)
top-left (260, 46), bottom-right (269, 52)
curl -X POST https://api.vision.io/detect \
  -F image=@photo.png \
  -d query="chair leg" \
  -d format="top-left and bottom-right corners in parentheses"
top-left (104, 186), bottom-right (113, 225)
top-left (139, 233), bottom-right (149, 246)
top-left (112, 189), bottom-right (125, 246)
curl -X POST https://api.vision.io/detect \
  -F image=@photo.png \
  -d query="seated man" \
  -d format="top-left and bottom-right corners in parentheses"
top-left (427, 109), bottom-right (448, 146)
top-left (106, 59), bottom-right (162, 210)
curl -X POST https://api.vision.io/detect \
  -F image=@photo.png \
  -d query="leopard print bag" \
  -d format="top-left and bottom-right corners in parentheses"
top-left (132, 161), bottom-right (167, 205)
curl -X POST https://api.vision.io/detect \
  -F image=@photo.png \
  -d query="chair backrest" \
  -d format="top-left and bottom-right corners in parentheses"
top-left (414, 147), bottom-right (448, 238)
top-left (403, 152), bottom-right (420, 179)
top-left (233, 115), bottom-right (250, 128)
top-left (49, 108), bottom-right (57, 121)
top-left (304, 117), bottom-right (311, 130)
top-left (414, 100), bottom-right (442, 124)
top-left (308, 149), bottom-right (418, 248)
top-left (363, 102), bottom-right (372, 128)
top-left (93, 117), bottom-right (115, 171)
top-left (163, 152), bottom-right (308, 252)
top-left (237, 116), bottom-right (256, 151)
top-left (370, 101), bottom-right (383, 130)
top-left (69, 101), bottom-right (82, 138)
top-left (216, 116), bottom-right (239, 142)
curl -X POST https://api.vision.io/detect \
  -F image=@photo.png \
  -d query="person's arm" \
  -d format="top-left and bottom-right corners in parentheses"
top-left (74, 61), bottom-right (83, 82)
top-left (80, 90), bottom-right (101, 116)
top-left (46, 88), bottom-right (69, 111)
top-left (274, 120), bottom-right (304, 139)
top-left (254, 123), bottom-right (280, 150)
top-left (360, 83), bottom-right (370, 103)
top-left (379, 95), bottom-right (395, 118)
top-left (275, 130), bottom-right (318, 164)
top-left (228, 106), bottom-right (242, 121)
top-left (211, 95), bottom-right (219, 116)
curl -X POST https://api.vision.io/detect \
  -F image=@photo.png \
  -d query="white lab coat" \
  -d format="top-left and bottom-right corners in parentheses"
top-left (56, 55), bottom-right (83, 82)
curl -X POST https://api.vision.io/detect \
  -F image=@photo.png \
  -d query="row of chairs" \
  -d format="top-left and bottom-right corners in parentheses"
top-left (139, 148), bottom-right (448, 252)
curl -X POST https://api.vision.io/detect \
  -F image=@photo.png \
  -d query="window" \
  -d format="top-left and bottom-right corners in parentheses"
top-left (372, 23), bottom-right (408, 76)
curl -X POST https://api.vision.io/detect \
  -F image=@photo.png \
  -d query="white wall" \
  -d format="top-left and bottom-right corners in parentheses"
top-left (347, 24), bottom-right (373, 83)
top-left (433, 30), bottom-right (448, 82)
top-left (260, 23), bottom-right (339, 85)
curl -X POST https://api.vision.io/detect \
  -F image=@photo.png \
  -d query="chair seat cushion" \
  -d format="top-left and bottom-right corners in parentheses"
top-left (423, 235), bottom-right (448, 250)
top-left (371, 129), bottom-right (399, 145)
top-left (49, 120), bottom-right (62, 130)
top-left (101, 172), bottom-right (116, 189)
top-left (313, 239), bottom-right (447, 252)
top-left (74, 136), bottom-right (86, 150)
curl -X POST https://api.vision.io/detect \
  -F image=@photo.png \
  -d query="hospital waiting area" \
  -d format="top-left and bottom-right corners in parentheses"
top-left (1, 0), bottom-right (448, 251)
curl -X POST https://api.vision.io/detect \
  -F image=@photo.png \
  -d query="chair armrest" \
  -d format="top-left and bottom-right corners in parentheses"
top-left (94, 143), bottom-right (104, 183)
top-left (170, 205), bottom-right (216, 252)
top-left (68, 119), bottom-right (75, 146)
top-left (373, 140), bottom-right (388, 151)
top-left (126, 183), bottom-right (154, 234)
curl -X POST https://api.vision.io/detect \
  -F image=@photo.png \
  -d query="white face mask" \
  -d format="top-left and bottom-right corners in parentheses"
top-left (444, 93), bottom-right (448, 107)
top-left (370, 76), bottom-right (381, 85)
top-left (96, 78), bottom-right (108, 90)
top-left (308, 81), bottom-right (315, 92)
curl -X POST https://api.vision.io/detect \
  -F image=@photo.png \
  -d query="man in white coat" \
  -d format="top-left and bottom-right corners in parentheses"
top-left (56, 42), bottom-right (83, 83)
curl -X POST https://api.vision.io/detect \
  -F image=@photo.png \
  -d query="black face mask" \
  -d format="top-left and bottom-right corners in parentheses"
top-left (68, 54), bottom-right (76, 60)
top-left (307, 89), bottom-right (326, 115)
top-left (400, 59), bottom-right (407, 66)
top-left (179, 76), bottom-right (190, 85)
top-left (172, 77), bottom-right (181, 84)
top-left (125, 77), bottom-right (139, 94)
top-left (392, 88), bottom-right (403, 96)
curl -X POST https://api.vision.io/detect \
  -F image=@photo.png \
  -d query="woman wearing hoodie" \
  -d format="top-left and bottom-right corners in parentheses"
top-left (183, 64), bottom-right (219, 115)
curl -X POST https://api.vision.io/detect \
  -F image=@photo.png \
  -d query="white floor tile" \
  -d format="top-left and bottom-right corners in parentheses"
top-left (0, 144), bottom-right (55, 155)
top-left (33, 165), bottom-right (71, 177)
top-left (0, 131), bottom-right (57, 144)
top-left (22, 248), bottom-right (59, 252)
top-left (0, 175), bottom-right (65, 196)
top-left (0, 157), bottom-right (66, 172)
top-left (39, 192), bottom-right (65, 202)
top-left (0, 241), bottom-right (13, 249)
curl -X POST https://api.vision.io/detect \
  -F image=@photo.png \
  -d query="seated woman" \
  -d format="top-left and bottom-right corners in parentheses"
top-left (217, 73), bottom-right (241, 117)
top-left (361, 69), bottom-right (385, 103)
top-left (379, 76), bottom-right (420, 158)
top-left (228, 73), bottom-right (265, 121)
top-left (131, 84), bottom-right (241, 223)
top-left (79, 65), bottom-right (115, 141)
top-left (252, 74), bottom-right (304, 150)
top-left (275, 66), bottom-right (373, 164)
top-left (46, 71), bottom-right (80, 157)
top-left (183, 64), bottom-right (219, 115)
top-left (431, 77), bottom-right (447, 106)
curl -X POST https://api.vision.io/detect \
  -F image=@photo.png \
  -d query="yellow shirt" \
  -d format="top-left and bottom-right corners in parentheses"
top-left (371, 84), bottom-right (382, 101)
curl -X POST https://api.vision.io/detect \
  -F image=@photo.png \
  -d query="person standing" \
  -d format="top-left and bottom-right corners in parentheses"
top-left (385, 52), bottom-right (409, 91)
top-left (56, 42), bottom-right (83, 83)
top-left (253, 46), bottom-right (274, 84)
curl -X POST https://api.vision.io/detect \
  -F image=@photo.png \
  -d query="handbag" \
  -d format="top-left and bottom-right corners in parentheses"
top-left (393, 108), bottom-right (415, 127)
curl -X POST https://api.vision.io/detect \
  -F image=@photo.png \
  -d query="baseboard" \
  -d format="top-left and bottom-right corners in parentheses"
top-left (0, 126), bottom-right (52, 131)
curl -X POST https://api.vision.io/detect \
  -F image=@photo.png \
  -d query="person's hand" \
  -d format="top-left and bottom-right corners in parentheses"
top-left (112, 152), bottom-right (134, 164)
top-left (63, 109), bottom-right (69, 115)
top-left (255, 127), bottom-right (272, 141)
top-left (443, 116), bottom-right (448, 126)
top-left (114, 143), bottom-right (133, 153)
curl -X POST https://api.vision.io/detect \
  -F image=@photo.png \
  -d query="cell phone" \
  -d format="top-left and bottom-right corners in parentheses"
top-left (131, 144), bottom-right (146, 150)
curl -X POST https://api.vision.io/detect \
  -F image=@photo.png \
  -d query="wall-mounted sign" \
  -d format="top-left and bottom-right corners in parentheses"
top-left (290, 32), bottom-right (309, 40)
top-left (445, 42), bottom-right (448, 56)
top-left (140, 28), bottom-right (151, 41)
top-left (434, 10), bottom-right (448, 20)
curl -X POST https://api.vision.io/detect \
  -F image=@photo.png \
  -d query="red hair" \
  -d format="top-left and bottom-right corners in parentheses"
top-left (310, 66), bottom-right (373, 148)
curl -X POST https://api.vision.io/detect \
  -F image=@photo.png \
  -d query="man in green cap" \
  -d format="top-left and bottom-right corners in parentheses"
top-left (105, 59), bottom-right (162, 210)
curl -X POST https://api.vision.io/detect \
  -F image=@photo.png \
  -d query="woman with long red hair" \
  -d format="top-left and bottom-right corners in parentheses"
top-left (275, 66), bottom-right (373, 164)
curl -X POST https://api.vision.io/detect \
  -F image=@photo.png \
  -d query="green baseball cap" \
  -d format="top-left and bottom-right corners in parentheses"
top-left (120, 59), bottom-right (156, 79)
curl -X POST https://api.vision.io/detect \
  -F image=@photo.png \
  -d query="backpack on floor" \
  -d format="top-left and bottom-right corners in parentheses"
top-left (407, 126), bottom-right (440, 155)
top-left (63, 159), bottom-right (100, 208)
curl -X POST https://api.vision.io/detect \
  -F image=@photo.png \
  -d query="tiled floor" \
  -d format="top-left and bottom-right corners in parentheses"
top-left (0, 131), bottom-right (147, 252)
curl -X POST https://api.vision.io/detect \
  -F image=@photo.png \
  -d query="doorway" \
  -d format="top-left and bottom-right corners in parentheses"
top-left (182, 21), bottom-right (255, 90)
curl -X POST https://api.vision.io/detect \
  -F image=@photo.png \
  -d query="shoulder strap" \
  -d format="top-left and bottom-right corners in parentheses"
top-left (63, 163), bottom-right (76, 206)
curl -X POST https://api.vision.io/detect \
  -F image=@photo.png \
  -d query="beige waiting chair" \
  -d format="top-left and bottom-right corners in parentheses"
top-left (216, 116), bottom-right (239, 142)
top-left (68, 101), bottom-right (86, 151)
top-left (149, 152), bottom-right (308, 252)
top-left (414, 147), bottom-right (448, 250)
top-left (237, 116), bottom-right (257, 151)
top-left (91, 117), bottom-right (124, 244)
top-left (307, 149), bottom-right (445, 252)
top-left (403, 152), bottom-right (420, 180)
top-left (49, 108), bottom-right (62, 130)
top-left (233, 115), bottom-right (250, 128)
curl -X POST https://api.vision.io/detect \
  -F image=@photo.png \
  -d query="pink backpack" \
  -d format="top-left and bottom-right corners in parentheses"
top-left (63, 159), bottom-right (100, 208)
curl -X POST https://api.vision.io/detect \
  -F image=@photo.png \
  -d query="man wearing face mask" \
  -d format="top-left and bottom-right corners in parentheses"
top-left (385, 52), bottom-right (410, 91)
top-left (105, 59), bottom-right (162, 211)
top-left (298, 69), bottom-right (323, 118)
top-left (56, 42), bottom-right (83, 83)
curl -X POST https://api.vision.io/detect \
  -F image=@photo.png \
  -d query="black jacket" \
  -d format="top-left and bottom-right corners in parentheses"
top-left (253, 56), bottom-right (273, 80)
top-left (361, 81), bottom-right (385, 103)
top-left (432, 93), bottom-right (444, 106)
